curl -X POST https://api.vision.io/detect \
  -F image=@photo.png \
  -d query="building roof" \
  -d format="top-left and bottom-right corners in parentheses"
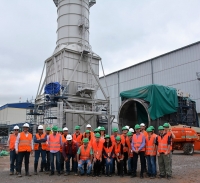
top-left (0, 102), bottom-right (34, 111)
top-left (100, 40), bottom-right (200, 78)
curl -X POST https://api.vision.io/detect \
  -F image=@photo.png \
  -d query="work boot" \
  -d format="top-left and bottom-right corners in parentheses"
top-left (159, 174), bottom-right (165, 178)
top-left (131, 173), bottom-right (136, 178)
top-left (34, 163), bottom-right (38, 175)
top-left (140, 174), bottom-right (144, 179)
top-left (9, 171), bottom-right (14, 175)
top-left (18, 173), bottom-right (22, 177)
top-left (25, 172), bottom-right (31, 176)
top-left (39, 163), bottom-right (43, 172)
top-left (49, 172), bottom-right (54, 176)
top-left (167, 175), bottom-right (172, 180)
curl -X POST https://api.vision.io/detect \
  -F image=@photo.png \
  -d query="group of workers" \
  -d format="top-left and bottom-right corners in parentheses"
top-left (8, 122), bottom-right (175, 180)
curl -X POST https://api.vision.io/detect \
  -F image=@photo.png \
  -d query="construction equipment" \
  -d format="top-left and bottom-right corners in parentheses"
top-left (171, 125), bottom-right (200, 155)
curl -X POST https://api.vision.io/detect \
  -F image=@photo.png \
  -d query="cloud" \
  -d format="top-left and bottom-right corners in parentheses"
top-left (1, 0), bottom-right (200, 106)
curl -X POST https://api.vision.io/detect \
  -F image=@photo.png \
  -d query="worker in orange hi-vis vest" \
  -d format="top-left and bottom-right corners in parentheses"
top-left (131, 124), bottom-right (146, 179)
top-left (120, 126), bottom-right (129, 175)
top-left (83, 130), bottom-right (93, 146)
top-left (103, 135), bottom-right (114, 177)
top-left (48, 126), bottom-right (62, 176)
top-left (59, 127), bottom-right (67, 174)
top-left (77, 138), bottom-right (93, 176)
top-left (127, 131), bottom-right (134, 175)
top-left (145, 127), bottom-right (157, 179)
top-left (15, 123), bottom-right (33, 177)
top-left (156, 126), bottom-right (172, 180)
top-left (85, 124), bottom-right (94, 138)
top-left (34, 125), bottom-right (47, 175)
top-left (44, 127), bottom-right (51, 172)
top-left (72, 126), bottom-right (83, 147)
top-left (92, 133), bottom-right (103, 177)
top-left (163, 122), bottom-right (175, 177)
top-left (7, 125), bottom-right (19, 175)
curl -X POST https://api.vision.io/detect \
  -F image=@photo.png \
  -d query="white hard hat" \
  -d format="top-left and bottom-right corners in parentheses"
top-left (13, 125), bottom-right (19, 130)
top-left (66, 134), bottom-right (72, 141)
top-left (129, 128), bottom-right (134, 133)
top-left (98, 126), bottom-right (101, 129)
top-left (63, 127), bottom-right (68, 131)
top-left (38, 125), bottom-right (44, 130)
top-left (125, 125), bottom-right (130, 129)
top-left (86, 124), bottom-right (91, 128)
top-left (140, 123), bottom-right (145, 127)
top-left (23, 123), bottom-right (29, 128)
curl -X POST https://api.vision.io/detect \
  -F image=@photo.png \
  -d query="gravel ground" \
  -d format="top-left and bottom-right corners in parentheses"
top-left (0, 151), bottom-right (200, 183)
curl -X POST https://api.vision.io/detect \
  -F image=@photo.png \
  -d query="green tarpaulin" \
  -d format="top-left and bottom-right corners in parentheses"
top-left (120, 84), bottom-right (178, 120)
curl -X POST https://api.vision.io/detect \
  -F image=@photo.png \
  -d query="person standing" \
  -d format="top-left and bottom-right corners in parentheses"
top-left (145, 127), bottom-right (157, 179)
top-left (126, 131), bottom-right (133, 175)
top-left (60, 127), bottom-right (67, 174)
top-left (131, 124), bottom-right (146, 179)
top-left (120, 126), bottom-right (129, 175)
top-left (48, 126), bottom-right (62, 176)
top-left (8, 125), bottom-right (19, 175)
top-left (15, 123), bottom-right (33, 177)
top-left (156, 126), bottom-right (172, 180)
top-left (72, 126), bottom-right (83, 147)
top-left (103, 135), bottom-right (114, 177)
top-left (34, 125), bottom-right (47, 175)
top-left (114, 136), bottom-right (124, 177)
top-left (85, 124), bottom-right (94, 138)
top-left (92, 133), bottom-right (103, 177)
top-left (44, 127), bottom-right (51, 172)
top-left (77, 138), bottom-right (93, 176)
top-left (62, 134), bottom-right (78, 176)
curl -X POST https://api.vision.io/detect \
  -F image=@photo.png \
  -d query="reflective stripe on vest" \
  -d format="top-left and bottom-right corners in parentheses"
top-left (9, 134), bottom-right (17, 150)
top-left (114, 143), bottom-right (122, 158)
top-left (34, 133), bottom-right (46, 151)
top-left (145, 134), bottom-right (156, 156)
top-left (18, 132), bottom-right (32, 152)
top-left (80, 145), bottom-right (91, 160)
top-left (92, 141), bottom-right (103, 159)
top-left (132, 133), bottom-right (145, 151)
top-left (49, 134), bottom-right (61, 151)
top-left (157, 134), bottom-right (169, 153)
top-left (103, 145), bottom-right (114, 158)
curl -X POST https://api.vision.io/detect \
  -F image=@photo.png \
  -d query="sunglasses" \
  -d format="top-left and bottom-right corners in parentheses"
top-left (14, 130), bottom-right (19, 131)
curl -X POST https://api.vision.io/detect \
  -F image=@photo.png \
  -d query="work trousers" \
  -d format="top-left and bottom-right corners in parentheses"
top-left (78, 159), bottom-right (92, 175)
top-left (105, 158), bottom-right (113, 175)
top-left (45, 151), bottom-right (50, 171)
top-left (117, 160), bottom-right (123, 176)
top-left (50, 152), bottom-right (60, 173)
top-left (101, 157), bottom-right (105, 174)
top-left (18, 151), bottom-right (30, 174)
top-left (132, 151), bottom-right (145, 175)
top-left (112, 157), bottom-right (117, 174)
top-left (60, 152), bottom-right (65, 172)
top-left (65, 154), bottom-right (77, 173)
top-left (10, 150), bottom-right (18, 173)
top-left (123, 152), bottom-right (128, 174)
top-left (128, 157), bottom-right (133, 174)
top-left (169, 151), bottom-right (172, 175)
top-left (93, 159), bottom-right (101, 176)
top-left (35, 149), bottom-right (46, 164)
top-left (146, 155), bottom-right (156, 176)
top-left (158, 153), bottom-right (171, 176)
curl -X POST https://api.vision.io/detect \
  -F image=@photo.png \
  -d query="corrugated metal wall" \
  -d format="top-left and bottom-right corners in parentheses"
top-left (98, 42), bottom-right (200, 119)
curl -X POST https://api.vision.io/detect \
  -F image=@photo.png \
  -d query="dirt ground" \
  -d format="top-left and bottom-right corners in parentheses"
top-left (0, 151), bottom-right (200, 183)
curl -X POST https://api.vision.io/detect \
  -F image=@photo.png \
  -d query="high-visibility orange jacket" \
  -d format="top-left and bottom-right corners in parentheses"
top-left (18, 132), bottom-right (32, 152)
top-left (46, 135), bottom-right (50, 151)
top-left (103, 144), bottom-right (114, 158)
top-left (79, 145), bottom-right (92, 160)
top-left (114, 143), bottom-right (123, 159)
top-left (60, 135), bottom-right (67, 152)
top-left (9, 134), bottom-right (17, 151)
top-left (157, 134), bottom-right (170, 154)
top-left (110, 134), bottom-right (120, 144)
top-left (92, 140), bottom-right (103, 160)
top-left (132, 133), bottom-right (145, 151)
top-left (167, 131), bottom-right (173, 151)
top-left (145, 134), bottom-right (156, 156)
top-left (49, 133), bottom-right (61, 152)
top-left (121, 135), bottom-right (130, 152)
top-left (142, 130), bottom-right (148, 138)
top-left (34, 133), bottom-right (47, 150)
top-left (72, 133), bottom-right (83, 147)
top-left (127, 139), bottom-right (133, 157)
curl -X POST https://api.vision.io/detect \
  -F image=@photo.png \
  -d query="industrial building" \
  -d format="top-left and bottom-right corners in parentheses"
top-left (98, 41), bottom-right (200, 125)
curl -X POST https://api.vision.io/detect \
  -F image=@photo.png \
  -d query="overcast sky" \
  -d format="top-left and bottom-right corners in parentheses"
top-left (0, 0), bottom-right (200, 106)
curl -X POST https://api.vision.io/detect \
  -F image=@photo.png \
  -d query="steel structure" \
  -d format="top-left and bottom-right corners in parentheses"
top-left (35, 0), bottom-right (113, 134)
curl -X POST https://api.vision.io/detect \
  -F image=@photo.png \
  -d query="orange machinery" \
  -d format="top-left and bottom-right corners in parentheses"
top-left (171, 125), bottom-right (200, 155)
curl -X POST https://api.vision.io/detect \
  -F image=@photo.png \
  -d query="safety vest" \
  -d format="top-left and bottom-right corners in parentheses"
top-left (114, 143), bottom-right (122, 159)
top-left (60, 135), bottom-right (67, 152)
top-left (121, 135), bottom-right (130, 152)
top-left (110, 135), bottom-right (120, 144)
top-left (145, 134), bottom-right (156, 156)
top-left (157, 134), bottom-right (169, 153)
top-left (18, 132), bottom-right (32, 152)
top-left (64, 140), bottom-right (78, 155)
top-left (127, 139), bottom-right (133, 157)
top-left (34, 133), bottom-right (47, 151)
top-left (167, 131), bottom-right (173, 151)
top-left (142, 130), bottom-right (148, 138)
top-left (72, 133), bottom-right (83, 147)
top-left (49, 133), bottom-right (61, 152)
top-left (9, 134), bottom-right (17, 151)
top-left (132, 133), bottom-right (145, 151)
top-left (80, 145), bottom-right (91, 160)
top-left (46, 135), bottom-right (50, 151)
top-left (92, 140), bottom-right (103, 160)
top-left (103, 144), bottom-right (114, 158)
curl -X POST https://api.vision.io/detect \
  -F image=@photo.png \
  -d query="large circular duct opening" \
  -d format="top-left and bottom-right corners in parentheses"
top-left (118, 98), bottom-right (151, 129)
